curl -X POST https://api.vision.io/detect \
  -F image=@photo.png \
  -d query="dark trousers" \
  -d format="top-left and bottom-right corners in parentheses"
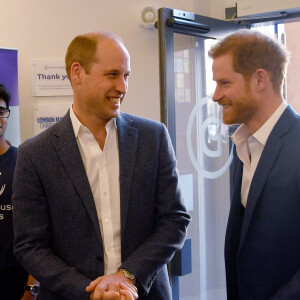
top-left (0, 266), bottom-right (28, 300)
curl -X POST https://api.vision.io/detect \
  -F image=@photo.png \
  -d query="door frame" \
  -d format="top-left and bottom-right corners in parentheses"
top-left (157, 7), bottom-right (246, 150)
top-left (156, 8), bottom-right (245, 300)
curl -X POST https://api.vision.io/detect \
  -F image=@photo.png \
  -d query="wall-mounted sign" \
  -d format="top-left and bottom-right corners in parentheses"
top-left (33, 103), bottom-right (70, 136)
top-left (31, 60), bottom-right (73, 96)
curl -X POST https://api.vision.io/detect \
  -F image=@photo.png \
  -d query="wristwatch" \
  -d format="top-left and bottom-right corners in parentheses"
top-left (24, 284), bottom-right (40, 296)
top-left (119, 268), bottom-right (136, 285)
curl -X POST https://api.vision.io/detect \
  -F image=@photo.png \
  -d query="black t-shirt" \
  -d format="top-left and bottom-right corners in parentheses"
top-left (0, 146), bottom-right (18, 268)
top-left (0, 146), bottom-right (28, 299)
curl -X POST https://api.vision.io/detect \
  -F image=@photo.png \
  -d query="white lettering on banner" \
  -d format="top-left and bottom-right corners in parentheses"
top-left (0, 205), bottom-right (12, 211)
top-left (0, 214), bottom-right (3, 220)
top-left (0, 184), bottom-right (5, 195)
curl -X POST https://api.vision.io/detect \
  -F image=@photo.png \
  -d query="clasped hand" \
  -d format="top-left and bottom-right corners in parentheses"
top-left (86, 271), bottom-right (138, 300)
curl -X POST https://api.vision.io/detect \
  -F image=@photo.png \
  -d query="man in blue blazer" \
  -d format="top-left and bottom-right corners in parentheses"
top-left (209, 29), bottom-right (300, 299)
top-left (12, 32), bottom-right (190, 300)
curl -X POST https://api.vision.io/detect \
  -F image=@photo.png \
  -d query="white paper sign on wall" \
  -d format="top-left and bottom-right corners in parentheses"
top-left (31, 60), bottom-right (73, 96)
top-left (33, 103), bottom-right (70, 136)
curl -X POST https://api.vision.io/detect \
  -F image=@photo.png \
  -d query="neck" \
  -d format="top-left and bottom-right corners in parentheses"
top-left (72, 102), bottom-right (111, 130)
top-left (72, 104), bottom-right (110, 150)
top-left (247, 93), bottom-right (284, 134)
top-left (0, 138), bottom-right (10, 155)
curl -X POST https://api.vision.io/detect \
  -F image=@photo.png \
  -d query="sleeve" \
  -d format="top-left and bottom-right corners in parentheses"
top-left (269, 138), bottom-right (300, 299)
top-left (119, 123), bottom-right (191, 295)
top-left (270, 271), bottom-right (300, 299)
top-left (12, 143), bottom-right (91, 300)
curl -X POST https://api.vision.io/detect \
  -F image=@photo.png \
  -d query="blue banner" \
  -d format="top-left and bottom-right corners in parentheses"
top-left (0, 48), bottom-right (20, 146)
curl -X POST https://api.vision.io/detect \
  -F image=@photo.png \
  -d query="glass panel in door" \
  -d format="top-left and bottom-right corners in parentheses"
top-left (174, 33), bottom-right (233, 300)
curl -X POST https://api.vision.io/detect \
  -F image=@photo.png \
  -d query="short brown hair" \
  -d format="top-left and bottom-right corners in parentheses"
top-left (208, 29), bottom-right (289, 94)
top-left (65, 32), bottom-right (124, 81)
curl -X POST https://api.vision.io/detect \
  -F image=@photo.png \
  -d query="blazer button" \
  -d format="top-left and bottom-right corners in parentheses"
top-left (96, 256), bottom-right (103, 262)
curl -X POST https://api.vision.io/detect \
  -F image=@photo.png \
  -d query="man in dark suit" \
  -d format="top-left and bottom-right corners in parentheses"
top-left (209, 29), bottom-right (300, 299)
top-left (12, 31), bottom-right (190, 300)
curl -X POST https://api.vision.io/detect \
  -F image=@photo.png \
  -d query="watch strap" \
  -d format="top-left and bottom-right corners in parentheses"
top-left (119, 268), bottom-right (136, 285)
top-left (24, 284), bottom-right (40, 296)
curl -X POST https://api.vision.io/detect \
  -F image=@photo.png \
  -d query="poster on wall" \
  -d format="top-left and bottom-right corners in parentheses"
top-left (0, 48), bottom-right (20, 146)
top-left (33, 103), bottom-right (70, 136)
top-left (31, 60), bottom-right (73, 96)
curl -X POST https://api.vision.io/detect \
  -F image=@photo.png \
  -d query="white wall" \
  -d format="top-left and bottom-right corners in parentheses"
top-left (209, 0), bottom-right (235, 19)
top-left (0, 0), bottom-right (212, 142)
top-left (210, 0), bottom-right (300, 20)
top-left (9, 0), bottom-right (286, 142)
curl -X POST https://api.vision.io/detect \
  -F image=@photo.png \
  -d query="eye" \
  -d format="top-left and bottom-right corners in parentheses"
top-left (221, 80), bottom-right (230, 86)
top-left (107, 72), bottom-right (117, 77)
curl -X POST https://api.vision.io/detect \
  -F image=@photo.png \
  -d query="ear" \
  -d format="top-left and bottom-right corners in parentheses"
top-left (252, 68), bottom-right (270, 92)
top-left (70, 62), bottom-right (83, 85)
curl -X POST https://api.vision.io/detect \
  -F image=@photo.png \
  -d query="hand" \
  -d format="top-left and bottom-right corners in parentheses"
top-left (22, 275), bottom-right (39, 300)
top-left (87, 271), bottom-right (138, 300)
top-left (21, 292), bottom-right (37, 300)
top-left (120, 281), bottom-right (138, 300)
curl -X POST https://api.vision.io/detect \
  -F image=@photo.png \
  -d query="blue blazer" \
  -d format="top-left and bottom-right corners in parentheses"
top-left (225, 105), bottom-right (300, 299)
top-left (12, 111), bottom-right (190, 300)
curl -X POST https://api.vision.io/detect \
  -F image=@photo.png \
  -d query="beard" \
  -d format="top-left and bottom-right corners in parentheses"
top-left (221, 90), bottom-right (259, 126)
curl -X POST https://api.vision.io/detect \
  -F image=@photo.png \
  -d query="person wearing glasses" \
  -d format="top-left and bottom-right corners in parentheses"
top-left (0, 83), bottom-right (39, 299)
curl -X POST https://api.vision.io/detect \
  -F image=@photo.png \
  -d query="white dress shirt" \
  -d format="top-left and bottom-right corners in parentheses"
top-left (70, 107), bottom-right (121, 275)
top-left (232, 101), bottom-right (287, 207)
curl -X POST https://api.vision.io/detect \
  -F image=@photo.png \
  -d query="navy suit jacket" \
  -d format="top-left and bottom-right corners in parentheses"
top-left (225, 105), bottom-right (300, 300)
top-left (12, 111), bottom-right (190, 300)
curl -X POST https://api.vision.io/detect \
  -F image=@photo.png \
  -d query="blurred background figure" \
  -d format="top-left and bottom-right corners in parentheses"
top-left (0, 83), bottom-right (39, 300)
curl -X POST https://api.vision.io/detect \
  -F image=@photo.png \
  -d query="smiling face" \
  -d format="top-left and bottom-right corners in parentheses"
top-left (212, 53), bottom-right (260, 127)
top-left (73, 37), bottom-right (131, 125)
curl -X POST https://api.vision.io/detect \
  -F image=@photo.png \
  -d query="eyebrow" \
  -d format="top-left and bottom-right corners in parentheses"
top-left (0, 106), bottom-right (7, 110)
top-left (215, 77), bottom-right (230, 82)
top-left (106, 68), bottom-right (131, 74)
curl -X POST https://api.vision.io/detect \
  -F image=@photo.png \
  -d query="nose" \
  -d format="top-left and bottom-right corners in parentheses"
top-left (212, 85), bottom-right (223, 103)
top-left (115, 76), bottom-right (128, 94)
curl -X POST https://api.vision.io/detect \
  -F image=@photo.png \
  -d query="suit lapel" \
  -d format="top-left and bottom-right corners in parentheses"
top-left (226, 152), bottom-right (244, 254)
top-left (51, 112), bottom-right (102, 243)
top-left (239, 105), bottom-right (297, 252)
top-left (116, 113), bottom-right (138, 237)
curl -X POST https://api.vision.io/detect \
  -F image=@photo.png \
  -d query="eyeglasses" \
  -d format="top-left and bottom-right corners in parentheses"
top-left (0, 109), bottom-right (10, 118)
